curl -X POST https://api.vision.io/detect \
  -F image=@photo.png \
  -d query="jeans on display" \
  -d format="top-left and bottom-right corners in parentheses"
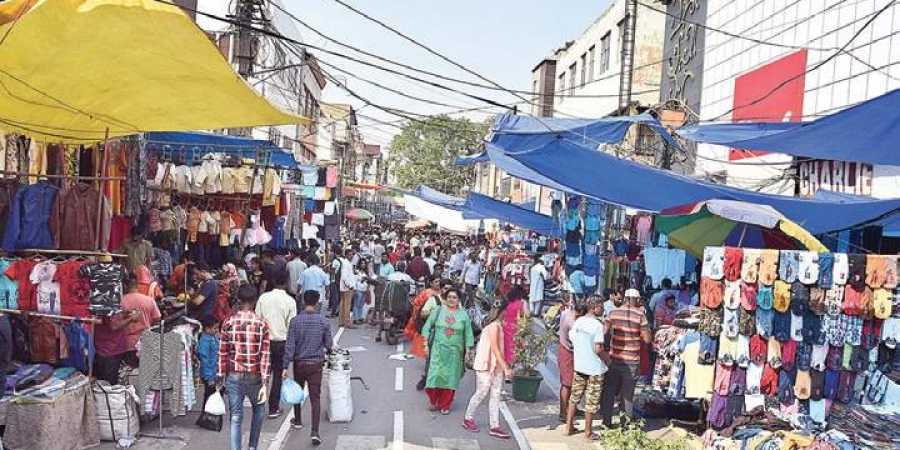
top-left (225, 372), bottom-right (267, 450)
top-left (352, 291), bottom-right (366, 321)
top-left (268, 341), bottom-right (286, 415)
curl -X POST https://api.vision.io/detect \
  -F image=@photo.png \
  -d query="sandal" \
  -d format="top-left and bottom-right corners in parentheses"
top-left (585, 433), bottom-right (600, 441)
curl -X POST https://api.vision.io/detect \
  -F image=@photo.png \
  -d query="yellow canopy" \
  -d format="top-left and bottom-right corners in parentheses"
top-left (0, 0), bottom-right (308, 143)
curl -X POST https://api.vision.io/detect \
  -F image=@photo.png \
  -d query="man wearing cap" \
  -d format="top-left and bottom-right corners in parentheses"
top-left (600, 288), bottom-right (650, 427)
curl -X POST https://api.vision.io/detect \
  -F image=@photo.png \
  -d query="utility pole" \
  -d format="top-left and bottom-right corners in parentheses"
top-left (618, 0), bottom-right (638, 112)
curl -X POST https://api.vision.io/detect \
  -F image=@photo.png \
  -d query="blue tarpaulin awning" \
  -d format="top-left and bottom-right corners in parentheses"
top-left (677, 88), bottom-right (900, 165)
top-left (454, 151), bottom-right (489, 166)
top-left (491, 112), bottom-right (681, 152)
top-left (412, 185), bottom-right (466, 210)
top-left (486, 138), bottom-right (900, 234)
top-left (144, 131), bottom-right (299, 168)
top-left (463, 192), bottom-right (560, 237)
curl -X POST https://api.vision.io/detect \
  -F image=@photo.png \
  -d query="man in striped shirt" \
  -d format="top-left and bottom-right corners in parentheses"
top-left (218, 284), bottom-right (271, 450)
top-left (600, 288), bottom-right (650, 428)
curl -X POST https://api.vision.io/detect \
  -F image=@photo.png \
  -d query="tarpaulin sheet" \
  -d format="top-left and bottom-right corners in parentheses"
top-left (0, 0), bottom-right (307, 143)
top-left (413, 185), bottom-right (466, 210)
top-left (144, 131), bottom-right (299, 168)
top-left (487, 138), bottom-right (900, 234)
top-left (454, 151), bottom-right (489, 166)
top-left (403, 194), bottom-right (478, 234)
top-left (677, 89), bottom-right (900, 165)
top-left (462, 193), bottom-right (560, 237)
top-left (490, 112), bottom-right (681, 152)
top-left (812, 190), bottom-right (900, 237)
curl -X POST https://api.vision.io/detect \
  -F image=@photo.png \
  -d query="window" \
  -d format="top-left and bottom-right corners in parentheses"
top-left (568, 63), bottom-right (576, 94)
top-left (600, 32), bottom-right (611, 73)
top-left (558, 73), bottom-right (566, 101)
top-left (580, 53), bottom-right (587, 86)
top-left (588, 45), bottom-right (596, 82)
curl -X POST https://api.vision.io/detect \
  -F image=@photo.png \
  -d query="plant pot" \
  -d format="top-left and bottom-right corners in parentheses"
top-left (511, 373), bottom-right (543, 402)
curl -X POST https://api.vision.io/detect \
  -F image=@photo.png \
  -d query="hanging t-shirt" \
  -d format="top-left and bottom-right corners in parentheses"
top-left (301, 168), bottom-right (318, 186)
top-left (80, 262), bottom-right (126, 316)
top-left (0, 258), bottom-right (17, 309)
top-left (30, 261), bottom-right (61, 315)
top-left (797, 251), bottom-right (820, 285)
top-left (681, 335), bottom-right (715, 399)
top-left (702, 247), bottom-right (725, 280)
top-left (174, 165), bottom-right (192, 193)
top-left (832, 253), bottom-right (849, 286)
top-left (5, 259), bottom-right (36, 311)
top-left (325, 165), bottom-right (338, 188)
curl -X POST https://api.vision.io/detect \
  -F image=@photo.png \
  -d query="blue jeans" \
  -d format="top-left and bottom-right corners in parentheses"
top-left (224, 373), bottom-right (267, 450)
top-left (352, 290), bottom-right (366, 321)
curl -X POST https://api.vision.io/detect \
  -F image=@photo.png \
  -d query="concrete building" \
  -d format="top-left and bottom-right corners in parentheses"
top-left (193, 0), bottom-right (325, 163)
top-left (659, 0), bottom-right (900, 198)
top-left (472, 0), bottom-right (666, 214)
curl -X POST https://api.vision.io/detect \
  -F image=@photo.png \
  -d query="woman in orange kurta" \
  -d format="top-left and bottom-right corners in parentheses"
top-left (405, 277), bottom-right (444, 358)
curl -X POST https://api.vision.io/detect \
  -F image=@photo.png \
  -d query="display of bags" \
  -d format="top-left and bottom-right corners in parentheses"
top-left (93, 382), bottom-right (140, 442)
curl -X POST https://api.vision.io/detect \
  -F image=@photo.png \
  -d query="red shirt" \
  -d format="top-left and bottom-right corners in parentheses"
top-left (218, 310), bottom-right (271, 377)
top-left (55, 260), bottom-right (91, 317)
top-left (121, 292), bottom-right (161, 351)
top-left (5, 260), bottom-right (36, 311)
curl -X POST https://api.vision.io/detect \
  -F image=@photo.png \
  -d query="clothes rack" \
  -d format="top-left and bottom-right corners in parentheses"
top-left (14, 249), bottom-right (127, 258)
top-left (1, 308), bottom-right (100, 377)
top-left (0, 171), bottom-right (125, 181)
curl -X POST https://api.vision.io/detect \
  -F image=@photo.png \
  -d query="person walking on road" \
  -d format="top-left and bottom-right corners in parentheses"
top-left (460, 252), bottom-right (482, 303)
top-left (461, 305), bottom-right (513, 440)
top-left (218, 285), bottom-right (271, 450)
top-left (331, 247), bottom-right (357, 328)
top-left (255, 270), bottom-right (297, 419)
top-left (565, 296), bottom-right (610, 441)
top-left (600, 288), bottom-right (651, 427)
top-left (557, 297), bottom-right (579, 423)
top-left (283, 290), bottom-right (333, 447)
top-left (422, 287), bottom-right (475, 415)
top-left (298, 254), bottom-right (329, 312)
top-left (501, 286), bottom-right (527, 369)
top-left (528, 256), bottom-right (548, 317)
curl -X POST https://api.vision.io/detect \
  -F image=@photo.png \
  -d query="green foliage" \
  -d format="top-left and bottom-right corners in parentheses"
top-left (513, 314), bottom-right (554, 376)
top-left (387, 115), bottom-right (489, 195)
top-left (598, 415), bottom-right (688, 450)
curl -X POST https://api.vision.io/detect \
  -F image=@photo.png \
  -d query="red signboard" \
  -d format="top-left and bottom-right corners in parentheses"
top-left (730, 49), bottom-right (808, 160)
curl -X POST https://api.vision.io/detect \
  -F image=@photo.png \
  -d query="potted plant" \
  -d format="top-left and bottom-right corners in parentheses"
top-left (511, 314), bottom-right (554, 402)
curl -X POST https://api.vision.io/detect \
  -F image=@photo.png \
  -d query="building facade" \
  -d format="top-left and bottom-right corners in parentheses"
top-left (194, 0), bottom-right (325, 163)
top-left (662, 0), bottom-right (900, 198)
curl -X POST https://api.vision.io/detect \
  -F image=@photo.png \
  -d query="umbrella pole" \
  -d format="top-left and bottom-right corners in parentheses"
top-left (738, 224), bottom-right (748, 247)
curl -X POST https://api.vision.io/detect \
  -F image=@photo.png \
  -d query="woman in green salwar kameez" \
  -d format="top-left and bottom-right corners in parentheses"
top-left (422, 288), bottom-right (475, 414)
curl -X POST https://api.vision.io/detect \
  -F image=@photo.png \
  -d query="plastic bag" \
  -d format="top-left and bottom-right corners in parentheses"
top-left (327, 368), bottom-right (354, 422)
top-left (281, 378), bottom-right (306, 405)
top-left (205, 390), bottom-right (226, 416)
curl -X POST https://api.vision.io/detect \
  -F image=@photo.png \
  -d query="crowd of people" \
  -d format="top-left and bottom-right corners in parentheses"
top-left (99, 220), bottom-right (697, 449)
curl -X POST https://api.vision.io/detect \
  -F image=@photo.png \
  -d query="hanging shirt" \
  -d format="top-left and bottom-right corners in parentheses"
top-left (30, 261), bottom-right (61, 315)
top-left (0, 258), bottom-right (17, 310)
top-left (174, 165), bottom-right (192, 193)
top-left (701, 247), bottom-right (725, 280)
top-left (325, 165), bottom-right (338, 188)
top-left (643, 247), bottom-right (686, 289)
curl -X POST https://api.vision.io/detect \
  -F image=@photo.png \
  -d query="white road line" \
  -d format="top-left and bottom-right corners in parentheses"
top-left (396, 342), bottom-right (404, 353)
top-left (268, 326), bottom-right (344, 450)
top-left (500, 402), bottom-right (531, 450)
top-left (392, 410), bottom-right (404, 450)
top-left (395, 367), bottom-right (404, 391)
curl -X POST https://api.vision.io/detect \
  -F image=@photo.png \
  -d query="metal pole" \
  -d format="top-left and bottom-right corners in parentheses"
top-left (95, 128), bottom-right (110, 251)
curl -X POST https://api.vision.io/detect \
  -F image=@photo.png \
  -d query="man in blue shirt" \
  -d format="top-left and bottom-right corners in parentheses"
top-left (568, 265), bottom-right (586, 300)
top-left (298, 255), bottom-right (330, 312)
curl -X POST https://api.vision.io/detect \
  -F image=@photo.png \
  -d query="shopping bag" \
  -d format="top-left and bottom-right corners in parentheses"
top-left (205, 389), bottom-right (226, 416)
top-left (195, 412), bottom-right (223, 431)
top-left (281, 378), bottom-right (306, 405)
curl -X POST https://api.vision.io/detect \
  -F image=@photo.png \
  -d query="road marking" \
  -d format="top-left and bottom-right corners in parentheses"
top-left (500, 402), bottom-right (531, 450)
top-left (269, 327), bottom-right (344, 450)
top-left (396, 342), bottom-right (404, 353)
top-left (432, 437), bottom-right (481, 450)
top-left (334, 435), bottom-right (386, 449)
top-left (395, 367), bottom-right (404, 391)
top-left (393, 410), bottom-right (404, 450)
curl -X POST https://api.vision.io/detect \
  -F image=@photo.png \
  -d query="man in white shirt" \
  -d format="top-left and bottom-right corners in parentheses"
top-left (460, 253), bottom-right (482, 302)
top-left (286, 249), bottom-right (307, 296)
top-left (423, 247), bottom-right (437, 275)
top-left (448, 245), bottom-right (466, 277)
top-left (529, 256), bottom-right (548, 317)
top-left (331, 248), bottom-right (357, 328)
top-left (255, 269), bottom-right (297, 418)
top-left (565, 297), bottom-right (610, 441)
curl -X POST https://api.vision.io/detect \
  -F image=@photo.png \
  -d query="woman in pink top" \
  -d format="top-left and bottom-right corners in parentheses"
top-left (462, 306), bottom-right (513, 440)
top-left (502, 286), bottom-right (527, 367)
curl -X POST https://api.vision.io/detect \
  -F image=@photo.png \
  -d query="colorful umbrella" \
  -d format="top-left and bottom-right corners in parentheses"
top-left (345, 208), bottom-right (375, 221)
top-left (655, 199), bottom-right (827, 257)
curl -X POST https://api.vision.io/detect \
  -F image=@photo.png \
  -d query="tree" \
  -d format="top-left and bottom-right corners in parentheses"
top-left (387, 115), bottom-right (489, 195)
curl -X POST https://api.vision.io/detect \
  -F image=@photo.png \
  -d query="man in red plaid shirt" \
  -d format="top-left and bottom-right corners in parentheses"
top-left (218, 284), bottom-right (271, 450)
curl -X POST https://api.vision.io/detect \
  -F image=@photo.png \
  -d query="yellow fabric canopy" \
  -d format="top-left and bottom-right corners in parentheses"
top-left (0, 0), bottom-right (308, 143)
